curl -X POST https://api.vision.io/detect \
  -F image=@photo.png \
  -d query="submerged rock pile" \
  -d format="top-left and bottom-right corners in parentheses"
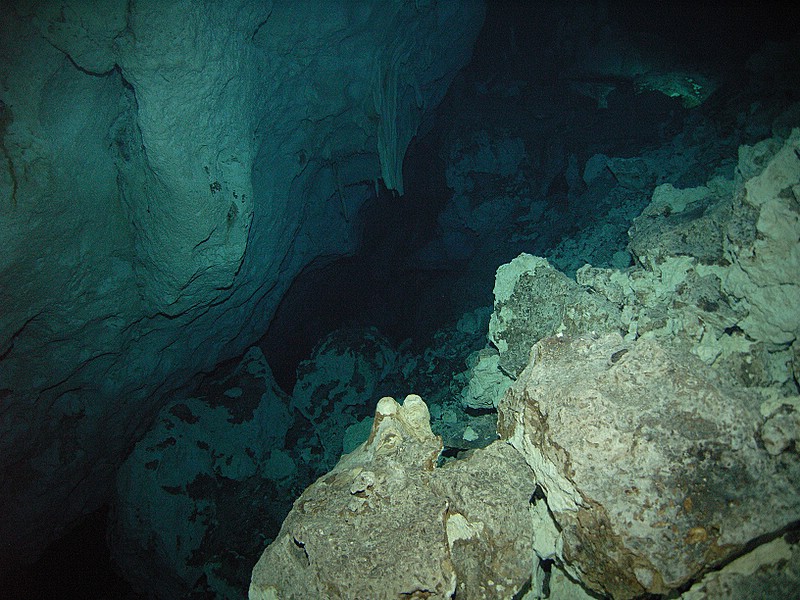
top-left (245, 127), bottom-right (800, 598)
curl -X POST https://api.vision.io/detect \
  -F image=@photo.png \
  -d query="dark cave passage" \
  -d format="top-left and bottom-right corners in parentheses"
top-left (261, 135), bottom-right (454, 393)
top-left (5, 506), bottom-right (144, 600)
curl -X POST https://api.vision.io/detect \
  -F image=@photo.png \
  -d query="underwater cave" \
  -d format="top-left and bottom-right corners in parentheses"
top-left (2, 0), bottom-right (800, 598)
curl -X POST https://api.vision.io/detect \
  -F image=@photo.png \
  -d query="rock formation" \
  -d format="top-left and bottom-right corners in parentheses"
top-left (247, 125), bottom-right (800, 598)
top-left (498, 332), bottom-right (800, 598)
top-left (0, 0), bottom-right (484, 564)
top-left (110, 347), bottom-right (296, 597)
top-left (249, 394), bottom-right (536, 599)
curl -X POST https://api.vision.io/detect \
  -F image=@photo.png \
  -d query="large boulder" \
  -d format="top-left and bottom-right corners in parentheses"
top-left (0, 0), bottom-right (485, 561)
top-left (250, 395), bottom-right (536, 599)
top-left (498, 332), bottom-right (800, 599)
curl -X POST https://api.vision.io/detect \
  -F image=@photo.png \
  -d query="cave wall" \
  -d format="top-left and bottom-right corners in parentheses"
top-left (0, 0), bottom-right (484, 564)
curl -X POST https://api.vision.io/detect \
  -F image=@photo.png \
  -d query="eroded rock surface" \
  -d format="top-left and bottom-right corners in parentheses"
top-left (0, 0), bottom-right (485, 562)
top-left (250, 395), bottom-right (535, 600)
top-left (498, 332), bottom-right (800, 599)
top-left (291, 327), bottom-right (397, 471)
top-left (110, 348), bottom-right (297, 598)
top-left (470, 126), bottom-right (800, 416)
top-left (487, 254), bottom-right (621, 378)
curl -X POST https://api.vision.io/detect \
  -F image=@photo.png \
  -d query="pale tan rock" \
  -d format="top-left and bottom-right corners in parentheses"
top-left (680, 535), bottom-right (800, 599)
top-left (250, 395), bottom-right (536, 600)
top-left (250, 395), bottom-right (454, 599)
top-left (498, 333), bottom-right (800, 599)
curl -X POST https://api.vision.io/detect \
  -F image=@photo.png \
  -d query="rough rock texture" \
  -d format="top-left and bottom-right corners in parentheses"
top-left (447, 123), bottom-right (800, 599)
top-left (581, 129), bottom-right (800, 391)
top-left (110, 315), bottom-right (506, 596)
top-left (680, 534), bottom-right (800, 600)
top-left (472, 126), bottom-right (800, 413)
top-left (487, 254), bottom-right (621, 378)
top-left (291, 326), bottom-right (397, 472)
top-left (460, 347), bottom-right (510, 410)
top-left (110, 348), bottom-right (297, 598)
top-left (0, 0), bottom-right (485, 561)
top-left (498, 333), bottom-right (800, 599)
top-left (723, 130), bottom-right (800, 347)
top-left (250, 395), bottom-right (535, 599)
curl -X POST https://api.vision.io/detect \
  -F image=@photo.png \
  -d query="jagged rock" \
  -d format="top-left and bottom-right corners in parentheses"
top-left (487, 253), bottom-right (622, 378)
top-left (721, 129), bottom-right (800, 347)
top-left (577, 256), bottom-right (754, 373)
top-left (680, 535), bottom-right (800, 599)
top-left (250, 395), bottom-right (536, 600)
top-left (460, 347), bottom-right (511, 410)
top-left (430, 441), bottom-right (537, 599)
top-left (498, 333), bottom-right (800, 599)
top-left (110, 348), bottom-right (296, 598)
top-left (627, 179), bottom-right (735, 267)
top-left (576, 128), bottom-right (800, 391)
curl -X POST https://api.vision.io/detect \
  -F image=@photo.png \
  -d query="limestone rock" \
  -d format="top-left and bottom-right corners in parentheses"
top-left (498, 333), bottom-right (800, 599)
top-left (460, 347), bottom-right (511, 410)
top-left (759, 401), bottom-right (800, 456)
top-left (432, 441), bottom-right (536, 599)
top-left (0, 0), bottom-right (485, 561)
top-left (722, 129), bottom-right (800, 347)
top-left (680, 535), bottom-right (800, 599)
top-left (250, 395), bottom-right (451, 600)
top-left (574, 129), bottom-right (800, 392)
top-left (577, 257), bottom-right (754, 377)
top-left (619, 130), bottom-right (800, 359)
top-left (627, 181), bottom-right (734, 267)
top-left (488, 253), bottom-right (622, 378)
top-left (250, 395), bottom-right (536, 600)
